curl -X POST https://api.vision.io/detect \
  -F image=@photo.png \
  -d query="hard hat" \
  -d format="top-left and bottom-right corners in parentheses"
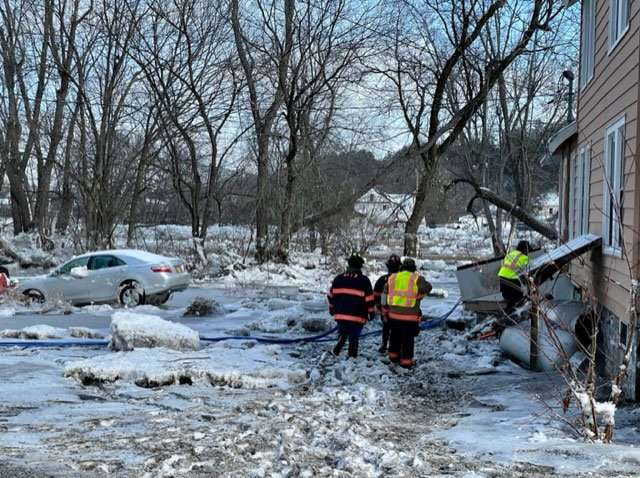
top-left (347, 252), bottom-right (365, 269)
top-left (385, 254), bottom-right (402, 270)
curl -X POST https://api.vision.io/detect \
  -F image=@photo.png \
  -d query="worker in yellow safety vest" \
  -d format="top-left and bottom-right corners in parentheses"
top-left (382, 258), bottom-right (432, 369)
top-left (497, 240), bottom-right (530, 310)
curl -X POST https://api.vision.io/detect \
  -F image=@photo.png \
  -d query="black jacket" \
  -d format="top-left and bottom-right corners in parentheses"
top-left (327, 269), bottom-right (375, 325)
top-left (373, 274), bottom-right (390, 310)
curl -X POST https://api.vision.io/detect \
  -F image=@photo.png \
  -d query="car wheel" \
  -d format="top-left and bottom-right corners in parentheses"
top-left (119, 282), bottom-right (145, 308)
top-left (24, 290), bottom-right (45, 305)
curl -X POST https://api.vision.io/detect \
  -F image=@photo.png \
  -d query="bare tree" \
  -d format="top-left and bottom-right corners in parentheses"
top-left (231, 0), bottom-right (294, 263)
top-left (133, 0), bottom-right (240, 267)
top-left (273, 0), bottom-right (366, 263)
top-left (379, 0), bottom-right (561, 256)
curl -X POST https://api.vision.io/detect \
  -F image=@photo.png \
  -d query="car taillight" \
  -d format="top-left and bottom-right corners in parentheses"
top-left (151, 265), bottom-right (172, 273)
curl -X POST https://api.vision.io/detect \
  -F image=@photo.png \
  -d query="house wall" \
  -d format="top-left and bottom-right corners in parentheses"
top-left (569, 0), bottom-right (640, 400)
top-left (571, 0), bottom-right (639, 322)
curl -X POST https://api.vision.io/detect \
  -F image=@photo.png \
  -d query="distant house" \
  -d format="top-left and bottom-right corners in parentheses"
top-left (549, 0), bottom-right (640, 399)
top-left (354, 188), bottom-right (415, 227)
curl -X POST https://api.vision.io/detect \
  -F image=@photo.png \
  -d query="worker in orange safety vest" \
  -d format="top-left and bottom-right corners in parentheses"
top-left (382, 258), bottom-right (432, 368)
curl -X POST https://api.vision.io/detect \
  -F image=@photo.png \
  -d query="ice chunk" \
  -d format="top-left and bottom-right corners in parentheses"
top-left (69, 327), bottom-right (105, 339)
top-left (0, 329), bottom-right (20, 338)
top-left (20, 324), bottom-right (66, 339)
top-left (64, 347), bottom-right (307, 389)
top-left (301, 317), bottom-right (331, 332)
top-left (183, 296), bottom-right (222, 316)
top-left (110, 311), bottom-right (200, 351)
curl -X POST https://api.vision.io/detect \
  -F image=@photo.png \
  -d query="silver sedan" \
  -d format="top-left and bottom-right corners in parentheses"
top-left (17, 249), bottom-right (190, 307)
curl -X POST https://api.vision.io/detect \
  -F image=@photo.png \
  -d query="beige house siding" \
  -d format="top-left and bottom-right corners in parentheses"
top-left (571, 0), bottom-right (639, 321)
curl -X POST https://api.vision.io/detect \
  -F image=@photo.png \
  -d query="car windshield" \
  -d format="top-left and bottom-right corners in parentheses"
top-left (56, 257), bottom-right (90, 276)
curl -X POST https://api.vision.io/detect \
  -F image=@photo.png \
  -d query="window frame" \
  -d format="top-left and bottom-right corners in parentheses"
top-left (580, 0), bottom-right (596, 89)
top-left (580, 145), bottom-right (591, 236)
top-left (88, 255), bottom-right (127, 271)
top-left (609, 0), bottom-right (631, 53)
top-left (570, 145), bottom-right (591, 239)
top-left (602, 116), bottom-right (625, 256)
top-left (620, 320), bottom-right (628, 348)
top-left (56, 257), bottom-right (90, 276)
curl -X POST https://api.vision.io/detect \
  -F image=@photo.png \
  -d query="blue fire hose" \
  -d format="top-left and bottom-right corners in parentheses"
top-left (0, 299), bottom-right (461, 349)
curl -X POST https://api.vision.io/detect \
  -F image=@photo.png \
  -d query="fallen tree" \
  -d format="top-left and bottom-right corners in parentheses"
top-left (448, 178), bottom-right (559, 241)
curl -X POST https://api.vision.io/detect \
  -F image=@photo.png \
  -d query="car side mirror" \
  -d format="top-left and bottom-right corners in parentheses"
top-left (70, 266), bottom-right (88, 279)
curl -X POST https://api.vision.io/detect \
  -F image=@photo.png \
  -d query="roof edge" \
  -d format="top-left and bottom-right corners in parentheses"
top-left (548, 121), bottom-right (578, 155)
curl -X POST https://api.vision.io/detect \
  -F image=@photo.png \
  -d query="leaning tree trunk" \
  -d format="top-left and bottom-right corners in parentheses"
top-left (450, 179), bottom-right (559, 240)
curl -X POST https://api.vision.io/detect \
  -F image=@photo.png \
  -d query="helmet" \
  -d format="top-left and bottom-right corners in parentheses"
top-left (386, 254), bottom-right (401, 273)
top-left (347, 252), bottom-right (365, 269)
top-left (401, 257), bottom-right (417, 272)
top-left (517, 240), bottom-right (531, 255)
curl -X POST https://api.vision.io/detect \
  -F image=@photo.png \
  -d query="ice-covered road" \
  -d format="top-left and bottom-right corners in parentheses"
top-left (1, 278), bottom-right (640, 477)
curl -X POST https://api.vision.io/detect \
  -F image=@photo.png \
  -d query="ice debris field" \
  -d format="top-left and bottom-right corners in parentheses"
top-left (0, 254), bottom-right (639, 476)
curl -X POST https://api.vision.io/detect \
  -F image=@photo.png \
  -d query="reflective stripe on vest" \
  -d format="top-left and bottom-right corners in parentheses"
top-left (387, 271), bottom-right (419, 308)
top-left (497, 250), bottom-right (528, 280)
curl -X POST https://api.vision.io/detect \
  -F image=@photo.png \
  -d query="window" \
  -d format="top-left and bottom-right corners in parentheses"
top-left (603, 117), bottom-right (625, 254)
top-left (620, 320), bottom-right (628, 347)
top-left (609, 0), bottom-right (631, 50)
top-left (580, 0), bottom-right (595, 88)
top-left (570, 146), bottom-right (591, 239)
top-left (56, 257), bottom-right (90, 276)
top-left (88, 255), bottom-right (126, 271)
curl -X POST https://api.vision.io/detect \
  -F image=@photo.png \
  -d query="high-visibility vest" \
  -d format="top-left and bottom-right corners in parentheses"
top-left (387, 271), bottom-right (420, 308)
top-left (497, 250), bottom-right (529, 280)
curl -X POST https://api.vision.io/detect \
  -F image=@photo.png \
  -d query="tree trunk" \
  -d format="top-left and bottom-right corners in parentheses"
top-left (126, 119), bottom-right (154, 247)
top-left (403, 155), bottom-right (437, 257)
top-left (255, 134), bottom-right (270, 263)
top-left (453, 179), bottom-right (559, 240)
top-left (57, 99), bottom-right (81, 234)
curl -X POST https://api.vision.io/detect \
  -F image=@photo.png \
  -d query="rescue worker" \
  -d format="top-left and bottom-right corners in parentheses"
top-left (373, 254), bottom-right (401, 353)
top-left (383, 257), bottom-right (432, 368)
top-left (497, 240), bottom-right (531, 310)
top-left (327, 253), bottom-right (375, 358)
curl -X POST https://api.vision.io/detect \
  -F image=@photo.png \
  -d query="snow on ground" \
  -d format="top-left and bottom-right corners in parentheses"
top-left (1, 274), bottom-right (639, 477)
top-left (0, 220), bottom-right (638, 476)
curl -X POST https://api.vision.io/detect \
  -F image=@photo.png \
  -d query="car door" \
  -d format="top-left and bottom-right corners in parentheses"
top-left (87, 255), bottom-right (128, 303)
top-left (51, 256), bottom-right (90, 304)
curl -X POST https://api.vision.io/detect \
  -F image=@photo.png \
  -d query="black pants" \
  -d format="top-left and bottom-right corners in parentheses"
top-left (333, 321), bottom-right (363, 358)
top-left (388, 319), bottom-right (418, 366)
top-left (499, 277), bottom-right (524, 310)
top-left (380, 318), bottom-right (391, 351)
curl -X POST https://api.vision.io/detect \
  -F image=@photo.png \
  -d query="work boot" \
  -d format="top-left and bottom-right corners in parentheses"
top-left (399, 358), bottom-right (416, 369)
top-left (388, 351), bottom-right (400, 363)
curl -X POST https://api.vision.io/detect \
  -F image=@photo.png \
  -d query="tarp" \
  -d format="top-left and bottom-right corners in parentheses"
top-left (522, 234), bottom-right (602, 285)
